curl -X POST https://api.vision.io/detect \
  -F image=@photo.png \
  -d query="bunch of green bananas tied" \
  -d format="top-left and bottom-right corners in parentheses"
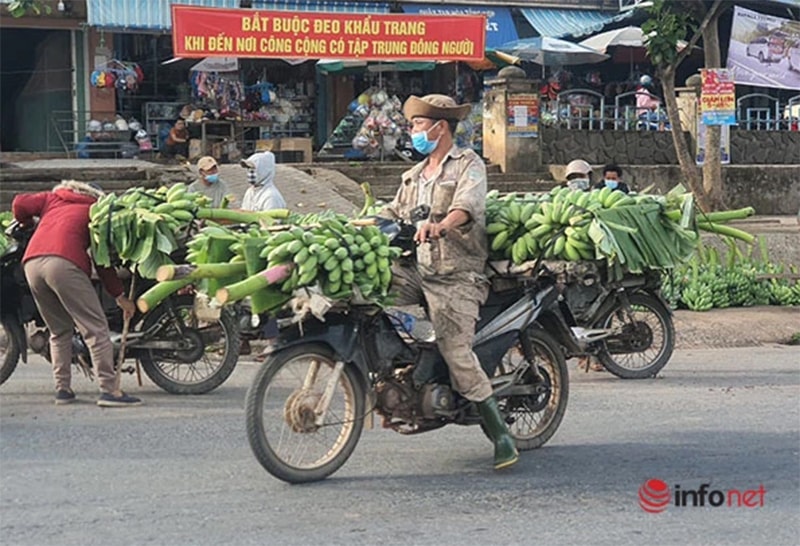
top-left (88, 183), bottom-right (211, 278)
top-left (486, 186), bottom-right (635, 264)
top-left (260, 216), bottom-right (402, 301)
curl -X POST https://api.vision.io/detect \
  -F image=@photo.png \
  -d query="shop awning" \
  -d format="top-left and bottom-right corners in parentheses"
top-left (87, 0), bottom-right (390, 31)
top-left (87, 0), bottom-right (240, 30)
top-left (520, 8), bottom-right (633, 39)
top-left (400, 3), bottom-right (518, 49)
top-left (251, 1), bottom-right (390, 13)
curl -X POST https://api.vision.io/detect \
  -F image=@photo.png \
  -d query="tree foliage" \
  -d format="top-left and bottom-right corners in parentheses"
top-left (642, 0), bottom-right (695, 67)
top-left (642, 0), bottom-right (728, 212)
top-left (6, 0), bottom-right (51, 17)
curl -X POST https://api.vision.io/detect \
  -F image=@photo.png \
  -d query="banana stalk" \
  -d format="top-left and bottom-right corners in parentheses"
top-left (155, 262), bottom-right (247, 282)
top-left (696, 222), bottom-right (756, 244)
top-left (216, 264), bottom-right (293, 305)
top-left (196, 208), bottom-right (291, 224)
top-left (136, 278), bottom-right (193, 313)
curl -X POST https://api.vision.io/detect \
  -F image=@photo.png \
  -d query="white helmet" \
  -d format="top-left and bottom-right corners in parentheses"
top-left (565, 159), bottom-right (592, 178)
top-left (639, 74), bottom-right (653, 87)
top-left (87, 119), bottom-right (102, 132)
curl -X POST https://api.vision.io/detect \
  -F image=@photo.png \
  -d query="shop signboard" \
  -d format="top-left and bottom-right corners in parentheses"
top-left (172, 6), bottom-right (486, 61)
top-left (507, 94), bottom-right (539, 138)
top-left (700, 68), bottom-right (736, 126)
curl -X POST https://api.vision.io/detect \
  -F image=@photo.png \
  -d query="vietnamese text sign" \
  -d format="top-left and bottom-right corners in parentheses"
top-left (507, 94), bottom-right (539, 138)
top-left (172, 6), bottom-right (486, 61)
top-left (700, 69), bottom-right (736, 125)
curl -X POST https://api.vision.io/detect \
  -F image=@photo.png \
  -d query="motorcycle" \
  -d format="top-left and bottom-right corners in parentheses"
top-left (0, 222), bottom-right (240, 394)
top-left (245, 207), bottom-right (569, 484)
top-left (534, 261), bottom-right (674, 379)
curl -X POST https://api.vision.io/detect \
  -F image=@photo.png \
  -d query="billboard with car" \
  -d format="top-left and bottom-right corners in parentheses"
top-left (726, 6), bottom-right (800, 90)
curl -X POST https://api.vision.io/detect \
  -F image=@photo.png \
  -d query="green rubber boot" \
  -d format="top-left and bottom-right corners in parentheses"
top-left (478, 397), bottom-right (519, 470)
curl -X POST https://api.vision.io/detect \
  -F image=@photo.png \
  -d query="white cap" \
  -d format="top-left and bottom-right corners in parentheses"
top-left (565, 159), bottom-right (592, 178)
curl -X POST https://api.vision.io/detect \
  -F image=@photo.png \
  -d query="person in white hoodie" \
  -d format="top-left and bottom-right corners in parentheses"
top-left (239, 151), bottom-right (286, 358)
top-left (240, 151), bottom-right (286, 212)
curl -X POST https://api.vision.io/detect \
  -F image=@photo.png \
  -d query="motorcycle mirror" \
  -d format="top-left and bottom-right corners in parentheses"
top-left (409, 205), bottom-right (430, 224)
top-left (371, 216), bottom-right (401, 240)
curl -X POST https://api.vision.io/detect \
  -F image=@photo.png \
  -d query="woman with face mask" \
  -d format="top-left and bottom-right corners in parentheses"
top-left (188, 156), bottom-right (231, 208)
top-left (563, 159), bottom-right (593, 191)
top-left (594, 164), bottom-right (630, 194)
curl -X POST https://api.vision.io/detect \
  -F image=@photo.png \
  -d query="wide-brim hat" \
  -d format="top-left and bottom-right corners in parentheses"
top-left (403, 94), bottom-right (471, 122)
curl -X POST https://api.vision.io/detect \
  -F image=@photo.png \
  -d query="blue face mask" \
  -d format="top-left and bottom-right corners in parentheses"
top-left (204, 173), bottom-right (219, 184)
top-left (411, 122), bottom-right (441, 155)
top-left (604, 179), bottom-right (619, 190)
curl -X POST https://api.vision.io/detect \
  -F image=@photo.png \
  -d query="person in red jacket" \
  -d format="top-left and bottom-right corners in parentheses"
top-left (12, 180), bottom-right (142, 407)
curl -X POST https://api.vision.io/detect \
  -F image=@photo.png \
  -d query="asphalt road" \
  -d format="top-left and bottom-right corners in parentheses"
top-left (1, 345), bottom-right (799, 546)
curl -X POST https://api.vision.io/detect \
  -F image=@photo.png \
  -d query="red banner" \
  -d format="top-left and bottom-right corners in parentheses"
top-left (171, 6), bottom-right (486, 61)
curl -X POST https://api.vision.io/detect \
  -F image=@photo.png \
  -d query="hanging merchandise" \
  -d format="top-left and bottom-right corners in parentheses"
top-left (190, 70), bottom-right (245, 118)
top-left (89, 59), bottom-right (143, 92)
top-left (453, 102), bottom-right (481, 154)
top-left (321, 87), bottom-right (408, 159)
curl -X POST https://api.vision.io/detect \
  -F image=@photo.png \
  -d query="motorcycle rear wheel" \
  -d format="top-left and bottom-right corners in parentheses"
top-left (137, 295), bottom-right (240, 394)
top-left (486, 328), bottom-right (569, 451)
top-left (245, 344), bottom-right (366, 484)
top-left (0, 318), bottom-right (22, 386)
top-left (596, 293), bottom-right (674, 379)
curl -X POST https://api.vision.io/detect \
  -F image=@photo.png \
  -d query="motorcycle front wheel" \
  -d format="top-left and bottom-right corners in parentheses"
top-left (0, 318), bottom-right (22, 386)
top-left (596, 293), bottom-right (674, 379)
top-left (137, 295), bottom-right (240, 394)
top-left (245, 343), bottom-right (366, 484)
top-left (487, 328), bottom-right (569, 451)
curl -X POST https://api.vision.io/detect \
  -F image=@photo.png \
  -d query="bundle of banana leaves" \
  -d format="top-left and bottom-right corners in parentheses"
top-left (485, 185), bottom-right (756, 279)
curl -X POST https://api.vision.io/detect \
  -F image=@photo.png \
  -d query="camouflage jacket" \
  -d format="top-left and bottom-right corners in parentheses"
top-left (383, 145), bottom-right (488, 276)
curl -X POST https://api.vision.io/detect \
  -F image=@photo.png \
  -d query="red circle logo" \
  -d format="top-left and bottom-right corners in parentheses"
top-left (638, 479), bottom-right (670, 513)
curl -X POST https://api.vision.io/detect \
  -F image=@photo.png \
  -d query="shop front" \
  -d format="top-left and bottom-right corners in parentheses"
top-left (83, 0), bottom-right (406, 161)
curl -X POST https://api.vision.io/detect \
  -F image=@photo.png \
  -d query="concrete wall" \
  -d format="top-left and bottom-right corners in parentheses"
top-left (542, 127), bottom-right (681, 165)
top-left (616, 165), bottom-right (800, 215)
top-left (542, 127), bottom-right (800, 165)
top-left (730, 129), bottom-right (800, 165)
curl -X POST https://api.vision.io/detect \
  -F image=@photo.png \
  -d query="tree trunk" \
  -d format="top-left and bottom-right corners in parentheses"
top-left (700, 14), bottom-right (727, 210)
top-left (659, 66), bottom-right (709, 210)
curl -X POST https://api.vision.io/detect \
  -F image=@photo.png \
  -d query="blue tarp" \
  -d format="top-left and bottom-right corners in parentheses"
top-left (87, 0), bottom-right (390, 30)
top-left (520, 7), bottom-right (633, 40)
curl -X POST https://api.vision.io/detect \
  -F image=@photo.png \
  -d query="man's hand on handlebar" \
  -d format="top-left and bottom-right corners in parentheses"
top-left (415, 222), bottom-right (448, 244)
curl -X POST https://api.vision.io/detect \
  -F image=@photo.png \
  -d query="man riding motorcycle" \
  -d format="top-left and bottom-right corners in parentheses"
top-left (379, 94), bottom-right (518, 470)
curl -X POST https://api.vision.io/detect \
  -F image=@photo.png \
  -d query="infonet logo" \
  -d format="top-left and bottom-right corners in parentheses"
top-left (638, 479), bottom-right (766, 513)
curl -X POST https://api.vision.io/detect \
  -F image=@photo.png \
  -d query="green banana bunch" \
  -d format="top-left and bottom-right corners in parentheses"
top-left (258, 215), bottom-right (402, 302)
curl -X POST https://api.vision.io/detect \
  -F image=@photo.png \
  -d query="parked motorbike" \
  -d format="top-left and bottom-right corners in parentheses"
top-left (245, 207), bottom-right (569, 484)
top-left (0, 222), bottom-right (240, 394)
top-left (535, 262), bottom-right (674, 379)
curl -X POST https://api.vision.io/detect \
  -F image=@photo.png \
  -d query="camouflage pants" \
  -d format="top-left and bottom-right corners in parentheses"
top-left (391, 264), bottom-right (492, 402)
